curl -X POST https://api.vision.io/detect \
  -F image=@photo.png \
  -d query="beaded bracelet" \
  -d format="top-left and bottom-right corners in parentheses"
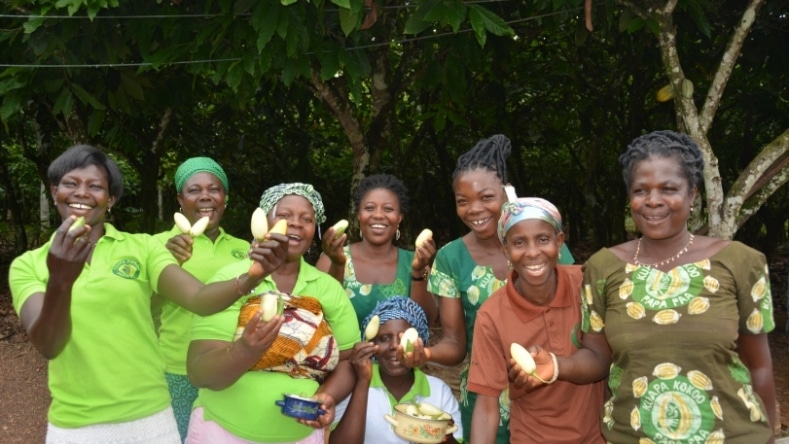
top-left (547, 352), bottom-right (560, 384)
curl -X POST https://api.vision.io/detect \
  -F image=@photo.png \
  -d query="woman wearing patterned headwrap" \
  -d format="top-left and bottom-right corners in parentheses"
top-left (517, 131), bottom-right (776, 443)
top-left (405, 135), bottom-right (576, 443)
top-left (153, 157), bottom-right (251, 442)
top-left (467, 198), bottom-right (604, 443)
top-left (330, 297), bottom-right (462, 444)
top-left (186, 182), bottom-right (361, 444)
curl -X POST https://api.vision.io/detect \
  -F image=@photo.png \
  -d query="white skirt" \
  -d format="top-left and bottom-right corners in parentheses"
top-left (46, 406), bottom-right (181, 444)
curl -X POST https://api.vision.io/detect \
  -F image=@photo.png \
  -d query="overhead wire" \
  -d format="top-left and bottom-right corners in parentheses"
top-left (0, 6), bottom-right (583, 69)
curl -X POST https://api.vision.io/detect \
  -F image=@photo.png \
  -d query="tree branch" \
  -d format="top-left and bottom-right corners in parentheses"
top-left (699, 0), bottom-right (765, 134)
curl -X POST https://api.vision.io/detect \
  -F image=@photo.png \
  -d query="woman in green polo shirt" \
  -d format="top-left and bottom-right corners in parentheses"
top-left (9, 145), bottom-right (288, 444)
top-left (154, 157), bottom-right (251, 442)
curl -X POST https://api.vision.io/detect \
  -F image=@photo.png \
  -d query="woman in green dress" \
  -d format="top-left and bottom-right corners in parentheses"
top-left (317, 174), bottom-right (437, 328)
top-left (405, 134), bottom-right (575, 443)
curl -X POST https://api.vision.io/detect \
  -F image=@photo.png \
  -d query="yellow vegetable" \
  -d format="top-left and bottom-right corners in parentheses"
top-left (268, 219), bottom-right (288, 236)
top-left (400, 327), bottom-right (419, 353)
top-left (331, 219), bottom-right (349, 239)
top-left (510, 343), bottom-right (536, 374)
top-left (415, 228), bottom-right (433, 248)
top-left (68, 216), bottom-right (86, 232)
top-left (656, 84), bottom-right (674, 102)
top-left (250, 208), bottom-right (269, 241)
top-left (365, 315), bottom-right (380, 341)
top-left (173, 212), bottom-right (192, 234)
top-left (189, 216), bottom-right (210, 237)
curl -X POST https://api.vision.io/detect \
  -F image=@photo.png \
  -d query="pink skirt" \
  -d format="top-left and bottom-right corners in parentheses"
top-left (185, 407), bottom-right (325, 444)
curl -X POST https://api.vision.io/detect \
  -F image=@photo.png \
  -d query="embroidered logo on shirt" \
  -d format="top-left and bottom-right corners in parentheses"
top-left (112, 259), bottom-right (141, 279)
top-left (232, 249), bottom-right (246, 259)
top-left (629, 363), bottom-right (720, 442)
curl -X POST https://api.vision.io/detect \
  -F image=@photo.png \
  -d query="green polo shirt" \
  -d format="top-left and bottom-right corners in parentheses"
top-left (154, 225), bottom-right (249, 374)
top-left (9, 224), bottom-right (177, 428)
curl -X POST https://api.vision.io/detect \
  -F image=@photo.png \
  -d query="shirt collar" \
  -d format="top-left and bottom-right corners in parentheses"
top-left (506, 266), bottom-right (574, 323)
top-left (370, 363), bottom-right (431, 408)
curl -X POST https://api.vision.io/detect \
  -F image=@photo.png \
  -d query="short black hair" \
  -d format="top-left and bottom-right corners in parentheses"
top-left (353, 174), bottom-right (409, 214)
top-left (619, 130), bottom-right (704, 193)
top-left (452, 134), bottom-right (512, 184)
top-left (48, 145), bottom-right (124, 200)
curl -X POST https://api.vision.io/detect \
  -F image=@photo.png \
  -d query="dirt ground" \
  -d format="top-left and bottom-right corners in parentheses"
top-left (1, 260), bottom-right (788, 443)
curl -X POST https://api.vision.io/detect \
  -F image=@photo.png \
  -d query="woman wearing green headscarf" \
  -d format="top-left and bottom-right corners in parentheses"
top-left (154, 157), bottom-right (251, 442)
top-left (186, 183), bottom-right (360, 443)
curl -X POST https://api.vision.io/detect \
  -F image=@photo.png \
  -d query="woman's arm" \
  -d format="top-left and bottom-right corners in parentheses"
top-left (410, 240), bottom-right (438, 325)
top-left (510, 332), bottom-right (611, 388)
top-left (469, 394), bottom-right (500, 444)
top-left (737, 333), bottom-right (776, 441)
top-left (187, 312), bottom-right (284, 390)
top-left (316, 226), bottom-right (348, 284)
top-left (329, 343), bottom-right (376, 444)
top-left (161, 235), bottom-right (288, 315)
top-left (19, 218), bottom-right (92, 359)
top-left (404, 296), bottom-right (467, 368)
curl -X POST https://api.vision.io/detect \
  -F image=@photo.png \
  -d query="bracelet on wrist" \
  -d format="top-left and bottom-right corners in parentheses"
top-left (411, 268), bottom-right (428, 282)
top-left (234, 274), bottom-right (256, 296)
top-left (546, 352), bottom-right (560, 384)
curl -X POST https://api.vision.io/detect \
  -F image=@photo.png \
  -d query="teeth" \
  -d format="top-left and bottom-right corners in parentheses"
top-left (471, 218), bottom-right (490, 226)
top-left (525, 264), bottom-right (546, 271)
top-left (370, 224), bottom-right (386, 229)
top-left (69, 204), bottom-right (92, 209)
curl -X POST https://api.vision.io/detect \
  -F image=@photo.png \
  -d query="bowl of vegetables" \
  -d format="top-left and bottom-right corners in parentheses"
top-left (383, 402), bottom-right (457, 444)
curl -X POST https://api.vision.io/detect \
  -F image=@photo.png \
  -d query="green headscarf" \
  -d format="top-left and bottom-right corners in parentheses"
top-left (174, 157), bottom-right (229, 193)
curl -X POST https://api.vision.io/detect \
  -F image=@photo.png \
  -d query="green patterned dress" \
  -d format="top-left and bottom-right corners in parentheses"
top-left (582, 241), bottom-right (774, 443)
top-left (342, 245), bottom-right (416, 328)
top-left (428, 238), bottom-right (575, 443)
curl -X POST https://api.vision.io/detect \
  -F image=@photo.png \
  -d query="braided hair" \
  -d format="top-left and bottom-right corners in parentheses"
top-left (353, 174), bottom-right (410, 215)
top-left (619, 130), bottom-right (704, 193)
top-left (452, 134), bottom-right (512, 184)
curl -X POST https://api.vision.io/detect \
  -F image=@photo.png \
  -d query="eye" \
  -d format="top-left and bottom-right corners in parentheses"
top-left (455, 198), bottom-right (467, 206)
top-left (90, 184), bottom-right (104, 191)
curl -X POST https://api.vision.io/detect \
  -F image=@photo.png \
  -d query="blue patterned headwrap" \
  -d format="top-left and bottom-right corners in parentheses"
top-left (258, 182), bottom-right (327, 225)
top-left (362, 297), bottom-right (429, 343)
top-left (174, 157), bottom-right (229, 193)
top-left (498, 197), bottom-right (563, 243)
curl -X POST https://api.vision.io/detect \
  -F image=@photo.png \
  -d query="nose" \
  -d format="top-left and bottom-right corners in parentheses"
top-left (644, 189), bottom-right (662, 207)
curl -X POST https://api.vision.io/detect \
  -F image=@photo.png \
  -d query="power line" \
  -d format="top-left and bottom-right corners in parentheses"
top-left (0, 8), bottom-right (582, 69)
top-left (0, 1), bottom-right (512, 20)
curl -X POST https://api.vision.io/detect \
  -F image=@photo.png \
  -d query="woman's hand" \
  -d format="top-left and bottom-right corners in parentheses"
top-left (234, 311), bottom-right (284, 360)
top-left (247, 233), bottom-right (289, 279)
top-left (297, 392), bottom-right (336, 429)
top-left (320, 226), bottom-right (347, 266)
top-left (164, 233), bottom-right (194, 264)
top-left (508, 345), bottom-right (554, 389)
top-left (349, 341), bottom-right (378, 383)
top-left (411, 237), bottom-right (437, 275)
top-left (47, 216), bottom-right (93, 283)
top-left (398, 335), bottom-right (431, 368)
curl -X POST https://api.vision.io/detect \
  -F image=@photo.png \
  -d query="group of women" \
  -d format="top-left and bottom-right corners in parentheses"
top-left (8, 130), bottom-right (777, 444)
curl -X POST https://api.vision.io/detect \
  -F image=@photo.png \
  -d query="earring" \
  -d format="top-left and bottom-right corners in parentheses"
top-left (108, 206), bottom-right (112, 214)
top-left (359, 229), bottom-right (364, 240)
top-left (558, 252), bottom-right (562, 260)
top-left (396, 229), bottom-right (401, 241)
top-left (507, 260), bottom-right (512, 269)
top-left (179, 207), bottom-right (182, 213)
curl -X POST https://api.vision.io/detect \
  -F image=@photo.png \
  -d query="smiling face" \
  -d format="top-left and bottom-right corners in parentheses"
top-left (628, 156), bottom-right (696, 241)
top-left (373, 318), bottom-right (412, 377)
top-left (51, 164), bottom-right (114, 228)
top-left (504, 219), bottom-right (563, 288)
top-left (453, 169), bottom-right (508, 240)
top-left (270, 194), bottom-right (316, 261)
top-left (177, 172), bottom-right (227, 235)
top-left (357, 188), bottom-right (404, 245)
